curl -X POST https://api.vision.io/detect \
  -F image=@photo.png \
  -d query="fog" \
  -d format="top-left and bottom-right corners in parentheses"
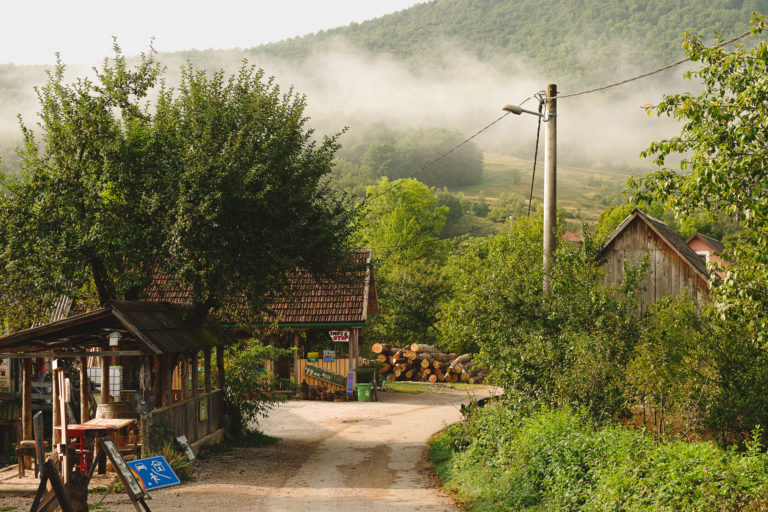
top-left (0, 37), bottom-right (695, 175)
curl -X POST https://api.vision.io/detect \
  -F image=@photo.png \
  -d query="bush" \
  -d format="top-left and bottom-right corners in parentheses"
top-left (430, 404), bottom-right (768, 512)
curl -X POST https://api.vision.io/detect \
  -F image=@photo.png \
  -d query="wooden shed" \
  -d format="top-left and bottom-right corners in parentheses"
top-left (600, 209), bottom-right (710, 310)
top-left (0, 301), bottom-right (234, 457)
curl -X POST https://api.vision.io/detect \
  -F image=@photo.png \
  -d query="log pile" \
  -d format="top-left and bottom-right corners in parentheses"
top-left (372, 343), bottom-right (488, 384)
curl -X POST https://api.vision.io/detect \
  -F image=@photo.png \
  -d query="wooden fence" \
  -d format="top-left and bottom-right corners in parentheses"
top-left (141, 389), bottom-right (223, 452)
top-left (296, 358), bottom-right (349, 389)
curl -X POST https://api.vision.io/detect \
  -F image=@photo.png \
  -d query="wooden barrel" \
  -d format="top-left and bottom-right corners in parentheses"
top-left (96, 401), bottom-right (137, 419)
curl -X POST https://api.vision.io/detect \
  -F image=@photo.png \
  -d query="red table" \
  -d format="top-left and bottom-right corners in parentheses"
top-left (55, 423), bottom-right (115, 474)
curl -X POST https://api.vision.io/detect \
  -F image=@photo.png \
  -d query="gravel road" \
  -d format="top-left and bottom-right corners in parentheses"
top-left (0, 386), bottom-right (493, 511)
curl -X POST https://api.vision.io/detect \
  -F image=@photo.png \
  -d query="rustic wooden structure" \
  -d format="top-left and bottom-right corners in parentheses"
top-left (600, 209), bottom-right (710, 310)
top-left (145, 250), bottom-right (378, 391)
top-left (0, 301), bottom-right (234, 466)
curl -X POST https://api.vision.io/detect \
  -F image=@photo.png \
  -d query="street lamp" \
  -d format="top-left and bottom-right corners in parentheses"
top-left (503, 84), bottom-right (557, 296)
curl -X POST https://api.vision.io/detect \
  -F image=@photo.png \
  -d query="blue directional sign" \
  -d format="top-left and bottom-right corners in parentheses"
top-left (127, 456), bottom-right (181, 491)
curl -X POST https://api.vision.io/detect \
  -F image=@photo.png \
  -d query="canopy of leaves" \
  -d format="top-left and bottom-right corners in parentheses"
top-left (0, 47), bottom-right (353, 330)
top-left (631, 15), bottom-right (768, 339)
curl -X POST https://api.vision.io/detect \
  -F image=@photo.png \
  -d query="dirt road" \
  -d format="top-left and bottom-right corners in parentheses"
top-left (0, 386), bottom-right (492, 511)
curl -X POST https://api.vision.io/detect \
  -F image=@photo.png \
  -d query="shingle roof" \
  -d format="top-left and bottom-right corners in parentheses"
top-left (0, 301), bottom-right (234, 356)
top-left (143, 250), bottom-right (378, 326)
top-left (601, 209), bottom-right (709, 280)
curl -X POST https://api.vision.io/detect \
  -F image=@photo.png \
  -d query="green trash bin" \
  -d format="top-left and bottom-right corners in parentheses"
top-left (357, 382), bottom-right (372, 402)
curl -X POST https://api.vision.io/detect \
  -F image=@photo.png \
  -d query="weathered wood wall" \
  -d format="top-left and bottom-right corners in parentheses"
top-left (141, 389), bottom-right (223, 453)
top-left (266, 358), bottom-right (350, 389)
top-left (602, 217), bottom-right (709, 311)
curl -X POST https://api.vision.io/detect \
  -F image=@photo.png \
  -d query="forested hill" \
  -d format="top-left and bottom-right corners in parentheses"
top-left (255, 0), bottom-right (768, 85)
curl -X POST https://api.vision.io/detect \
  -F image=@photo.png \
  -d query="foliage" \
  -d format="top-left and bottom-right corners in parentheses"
top-left (0, 46), bottom-right (353, 328)
top-left (632, 15), bottom-right (768, 341)
top-left (223, 341), bottom-right (288, 432)
top-left (341, 125), bottom-right (483, 188)
top-left (256, 0), bottom-right (768, 86)
top-left (431, 404), bottom-right (768, 512)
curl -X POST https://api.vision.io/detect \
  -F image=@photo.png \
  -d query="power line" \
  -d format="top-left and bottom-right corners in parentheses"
top-left (527, 94), bottom-right (545, 216)
top-left (553, 29), bottom-right (754, 100)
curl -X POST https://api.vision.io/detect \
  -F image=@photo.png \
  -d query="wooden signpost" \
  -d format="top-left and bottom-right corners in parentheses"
top-left (96, 438), bottom-right (151, 511)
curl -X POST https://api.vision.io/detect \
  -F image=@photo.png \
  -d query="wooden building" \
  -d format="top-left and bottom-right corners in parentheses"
top-left (600, 209), bottom-right (710, 310)
top-left (0, 301), bottom-right (234, 458)
top-left (144, 249), bottom-right (378, 391)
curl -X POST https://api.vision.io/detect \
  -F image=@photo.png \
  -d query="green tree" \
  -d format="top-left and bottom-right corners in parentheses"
top-left (356, 177), bottom-right (449, 345)
top-left (631, 15), bottom-right (768, 337)
top-left (0, 47), bottom-right (353, 329)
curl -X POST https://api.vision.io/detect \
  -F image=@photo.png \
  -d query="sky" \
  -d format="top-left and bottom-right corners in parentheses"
top-left (1, 0), bottom-right (426, 65)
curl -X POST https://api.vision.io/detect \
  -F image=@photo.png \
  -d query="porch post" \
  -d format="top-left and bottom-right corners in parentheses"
top-left (349, 328), bottom-right (359, 371)
top-left (216, 346), bottom-right (225, 390)
top-left (51, 361), bottom-right (60, 444)
top-left (22, 359), bottom-right (32, 440)
top-left (293, 332), bottom-right (300, 386)
top-left (79, 357), bottom-right (89, 422)
top-left (190, 352), bottom-right (199, 397)
top-left (100, 356), bottom-right (110, 404)
top-left (203, 348), bottom-right (212, 393)
top-left (180, 356), bottom-right (189, 402)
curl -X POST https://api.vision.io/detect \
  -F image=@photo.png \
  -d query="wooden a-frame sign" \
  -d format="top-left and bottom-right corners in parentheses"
top-left (29, 438), bottom-right (152, 512)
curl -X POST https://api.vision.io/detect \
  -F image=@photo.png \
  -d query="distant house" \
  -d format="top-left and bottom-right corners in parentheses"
top-left (600, 209), bottom-right (709, 310)
top-left (686, 232), bottom-right (727, 269)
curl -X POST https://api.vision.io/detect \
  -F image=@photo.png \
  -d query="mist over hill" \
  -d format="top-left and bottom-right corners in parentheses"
top-left (1, 0), bottom-right (766, 176)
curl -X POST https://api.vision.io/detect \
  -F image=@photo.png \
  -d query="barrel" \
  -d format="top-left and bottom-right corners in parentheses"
top-left (95, 401), bottom-right (137, 419)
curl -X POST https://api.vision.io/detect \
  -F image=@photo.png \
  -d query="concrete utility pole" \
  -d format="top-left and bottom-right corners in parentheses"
top-left (503, 83), bottom-right (557, 296)
top-left (542, 83), bottom-right (557, 296)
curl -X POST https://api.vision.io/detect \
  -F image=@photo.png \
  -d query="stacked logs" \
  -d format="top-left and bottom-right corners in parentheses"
top-left (372, 343), bottom-right (489, 384)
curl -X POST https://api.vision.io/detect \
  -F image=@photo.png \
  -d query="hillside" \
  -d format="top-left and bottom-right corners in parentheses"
top-left (255, 0), bottom-right (768, 86)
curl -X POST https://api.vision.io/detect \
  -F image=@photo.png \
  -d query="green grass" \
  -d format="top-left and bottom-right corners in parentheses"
top-left (454, 153), bottom-right (632, 223)
top-left (381, 381), bottom-right (432, 394)
top-left (0, 507), bottom-right (17, 511)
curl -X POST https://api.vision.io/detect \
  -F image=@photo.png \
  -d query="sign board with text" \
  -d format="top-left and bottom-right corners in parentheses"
top-left (329, 331), bottom-right (350, 342)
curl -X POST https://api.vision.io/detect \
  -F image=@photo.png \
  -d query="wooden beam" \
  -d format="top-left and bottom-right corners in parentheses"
top-left (79, 357), bottom-right (89, 423)
top-left (2, 350), bottom-right (147, 359)
top-left (100, 356), bottom-right (111, 404)
top-left (216, 346), bottom-right (225, 390)
top-left (180, 356), bottom-right (189, 402)
top-left (203, 348), bottom-right (212, 393)
top-left (293, 332), bottom-right (300, 387)
top-left (52, 363), bottom-right (60, 444)
top-left (190, 352), bottom-right (199, 397)
top-left (22, 359), bottom-right (32, 440)
top-left (164, 355), bottom-right (173, 407)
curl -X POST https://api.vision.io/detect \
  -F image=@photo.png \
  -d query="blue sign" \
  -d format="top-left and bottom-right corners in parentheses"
top-left (127, 456), bottom-right (181, 491)
top-left (347, 371), bottom-right (354, 395)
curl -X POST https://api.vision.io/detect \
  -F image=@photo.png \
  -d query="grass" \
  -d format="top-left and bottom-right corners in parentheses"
top-left (454, 153), bottom-right (632, 223)
top-left (382, 381), bottom-right (491, 394)
top-left (196, 429), bottom-right (278, 459)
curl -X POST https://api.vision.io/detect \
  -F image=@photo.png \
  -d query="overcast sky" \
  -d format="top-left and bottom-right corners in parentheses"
top-left (1, 1), bottom-right (426, 65)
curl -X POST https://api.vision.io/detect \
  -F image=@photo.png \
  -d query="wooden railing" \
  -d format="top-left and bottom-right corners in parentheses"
top-left (140, 389), bottom-right (223, 452)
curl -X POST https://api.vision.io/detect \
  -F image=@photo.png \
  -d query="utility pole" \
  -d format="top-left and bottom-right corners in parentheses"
top-left (542, 83), bottom-right (557, 296)
top-left (502, 82), bottom-right (557, 295)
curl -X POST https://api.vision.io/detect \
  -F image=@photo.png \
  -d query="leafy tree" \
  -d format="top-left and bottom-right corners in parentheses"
top-left (631, 15), bottom-right (768, 336)
top-left (0, 47), bottom-right (353, 329)
top-left (356, 177), bottom-right (449, 346)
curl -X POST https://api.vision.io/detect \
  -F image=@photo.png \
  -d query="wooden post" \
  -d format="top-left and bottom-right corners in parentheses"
top-left (52, 362), bottom-right (60, 445)
top-left (22, 359), bottom-right (32, 440)
top-left (180, 356), bottom-right (189, 402)
top-left (158, 356), bottom-right (168, 407)
top-left (216, 346), bottom-right (225, 390)
top-left (56, 369), bottom-right (69, 484)
top-left (203, 348), bottom-right (212, 393)
top-left (350, 329), bottom-right (360, 371)
top-left (100, 356), bottom-right (111, 404)
top-left (79, 357), bottom-right (89, 423)
top-left (190, 352), bottom-right (199, 397)
top-left (293, 332), bottom-right (300, 387)
top-left (164, 355), bottom-right (173, 407)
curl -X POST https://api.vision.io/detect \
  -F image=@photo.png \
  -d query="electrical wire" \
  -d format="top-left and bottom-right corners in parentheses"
top-left (356, 112), bottom-right (513, 211)
top-left (552, 29), bottom-right (754, 100)
top-left (527, 94), bottom-right (544, 216)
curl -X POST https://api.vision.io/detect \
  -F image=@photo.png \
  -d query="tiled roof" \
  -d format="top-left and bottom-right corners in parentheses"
top-left (143, 250), bottom-right (377, 326)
